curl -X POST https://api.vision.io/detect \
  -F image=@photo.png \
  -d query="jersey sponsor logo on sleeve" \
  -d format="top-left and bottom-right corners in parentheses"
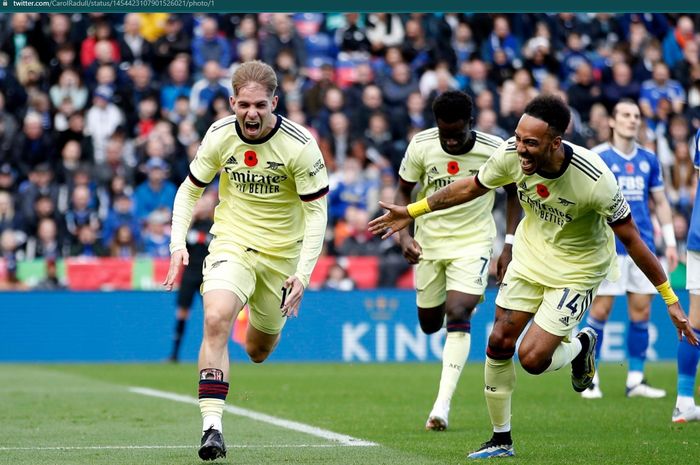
top-left (607, 189), bottom-right (632, 223)
top-left (309, 159), bottom-right (325, 177)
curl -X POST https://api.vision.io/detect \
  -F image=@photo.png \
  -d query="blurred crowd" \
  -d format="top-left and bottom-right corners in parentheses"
top-left (0, 12), bottom-right (699, 288)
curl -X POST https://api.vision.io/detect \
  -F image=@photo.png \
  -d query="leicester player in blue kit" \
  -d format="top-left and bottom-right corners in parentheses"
top-left (673, 127), bottom-right (700, 422)
top-left (583, 100), bottom-right (678, 399)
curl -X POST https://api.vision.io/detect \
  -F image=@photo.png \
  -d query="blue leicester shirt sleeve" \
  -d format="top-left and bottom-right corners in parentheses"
top-left (688, 129), bottom-right (700, 252)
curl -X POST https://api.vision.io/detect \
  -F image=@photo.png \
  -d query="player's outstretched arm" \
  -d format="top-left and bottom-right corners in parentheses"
top-left (612, 216), bottom-right (698, 345)
top-left (163, 176), bottom-right (205, 290)
top-left (394, 179), bottom-right (422, 264)
top-left (284, 196), bottom-right (327, 317)
top-left (496, 183), bottom-right (522, 283)
top-left (369, 176), bottom-right (490, 239)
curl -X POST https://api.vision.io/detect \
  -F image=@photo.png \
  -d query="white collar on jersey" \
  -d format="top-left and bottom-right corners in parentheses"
top-left (608, 142), bottom-right (640, 161)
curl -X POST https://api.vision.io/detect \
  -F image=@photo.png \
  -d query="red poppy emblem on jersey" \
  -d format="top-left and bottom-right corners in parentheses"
top-left (625, 162), bottom-right (634, 174)
top-left (447, 161), bottom-right (459, 175)
top-left (536, 183), bottom-right (550, 198)
top-left (244, 150), bottom-right (258, 167)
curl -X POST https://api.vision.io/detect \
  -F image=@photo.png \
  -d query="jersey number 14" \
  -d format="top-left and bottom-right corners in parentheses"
top-left (556, 288), bottom-right (594, 322)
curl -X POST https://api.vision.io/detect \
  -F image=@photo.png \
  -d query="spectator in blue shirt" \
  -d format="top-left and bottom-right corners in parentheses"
top-left (191, 16), bottom-right (231, 72)
top-left (141, 208), bottom-right (171, 258)
top-left (602, 62), bottom-right (641, 110)
top-left (102, 193), bottom-right (140, 245)
top-left (559, 32), bottom-right (591, 87)
top-left (639, 61), bottom-right (686, 122)
top-left (189, 60), bottom-right (229, 118)
top-left (662, 16), bottom-right (695, 70)
top-left (134, 157), bottom-right (176, 222)
top-left (160, 58), bottom-right (192, 117)
top-left (328, 157), bottom-right (378, 224)
top-left (481, 15), bottom-right (521, 65)
top-left (64, 184), bottom-right (100, 244)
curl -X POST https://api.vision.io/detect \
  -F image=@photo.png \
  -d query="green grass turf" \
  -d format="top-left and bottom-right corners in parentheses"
top-left (0, 362), bottom-right (698, 465)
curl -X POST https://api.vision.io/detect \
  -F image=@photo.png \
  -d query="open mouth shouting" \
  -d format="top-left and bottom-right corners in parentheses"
top-left (244, 120), bottom-right (261, 137)
top-left (518, 154), bottom-right (536, 175)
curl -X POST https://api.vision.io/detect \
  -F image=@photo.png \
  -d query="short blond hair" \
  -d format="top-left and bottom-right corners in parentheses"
top-left (231, 60), bottom-right (277, 97)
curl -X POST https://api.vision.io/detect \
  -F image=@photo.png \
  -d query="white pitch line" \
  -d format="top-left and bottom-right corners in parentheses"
top-left (129, 387), bottom-right (378, 447)
top-left (0, 445), bottom-right (343, 451)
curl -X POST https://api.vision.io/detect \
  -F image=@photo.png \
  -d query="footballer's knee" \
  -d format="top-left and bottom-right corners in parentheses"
top-left (246, 345), bottom-right (271, 363)
top-left (486, 325), bottom-right (516, 359)
top-left (518, 349), bottom-right (548, 375)
top-left (444, 304), bottom-right (475, 324)
top-left (487, 328), bottom-right (517, 357)
top-left (417, 306), bottom-right (445, 334)
top-left (419, 318), bottom-right (443, 334)
top-left (629, 308), bottom-right (650, 322)
top-left (203, 312), bottom-right (233, 345)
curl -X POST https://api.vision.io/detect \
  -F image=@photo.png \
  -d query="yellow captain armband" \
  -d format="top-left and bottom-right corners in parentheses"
top-left (655, 280), bottom-right (679, 306)
top-left (406, 198), bottom-right (432, 219)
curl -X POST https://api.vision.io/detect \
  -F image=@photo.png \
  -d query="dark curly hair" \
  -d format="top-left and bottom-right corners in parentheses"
top-left (523, 95), bottom-right (570, 136)
top-left (432, 90), bottom-right (473, 124)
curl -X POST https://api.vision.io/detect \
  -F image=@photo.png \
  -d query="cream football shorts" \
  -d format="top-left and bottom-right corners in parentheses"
top-left (687, 250), bottom-right (700, 295)
top-left (496, 266), bottom-right (600, 337)
top-left (415, 248), bottom-right (491, 308)
top-left (201, 240), bottom-right (299, 334)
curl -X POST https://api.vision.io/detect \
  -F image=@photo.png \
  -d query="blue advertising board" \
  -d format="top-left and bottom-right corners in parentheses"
top-left (0, 290), bottom-right (691, 362)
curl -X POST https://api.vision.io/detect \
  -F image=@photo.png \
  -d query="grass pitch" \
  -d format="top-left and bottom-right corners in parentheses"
top-left (0, 362), bottom-right (697, 465)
